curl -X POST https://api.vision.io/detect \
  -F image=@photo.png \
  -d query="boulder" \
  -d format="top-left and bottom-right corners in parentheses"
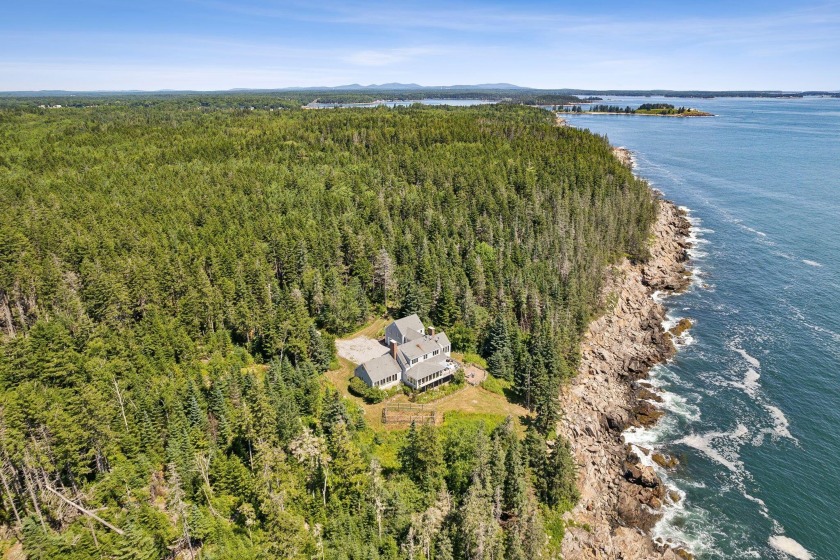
top-left (646, 495), bottom-right (663, 509)
top-left (634, 401), bottom-right (664, 427)
top-left (624, 463), bottom-right (659, 488)
top-left (617, 491), bottom-right (661, 532)
top-left (604, 412), bottom-right (626, 432)
top-left (652, 453), bottom-right (679, 469)
top-left (669, 318), bottom-right (693, 337)
top-left (638, 387), bottom-right (664, 403)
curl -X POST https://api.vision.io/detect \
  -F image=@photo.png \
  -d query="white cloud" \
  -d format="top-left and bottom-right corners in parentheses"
top-left (342, 47), bottom-right (439, 66)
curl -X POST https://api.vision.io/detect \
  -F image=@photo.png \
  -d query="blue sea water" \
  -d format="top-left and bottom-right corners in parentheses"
top-left (567, 97), bottom-right (840, 559)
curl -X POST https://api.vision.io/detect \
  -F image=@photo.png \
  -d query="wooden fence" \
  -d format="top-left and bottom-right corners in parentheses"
top-left (381, 403), bottom-right (440, 426)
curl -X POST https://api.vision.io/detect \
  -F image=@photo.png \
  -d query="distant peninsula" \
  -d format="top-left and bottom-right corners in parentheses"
top-left (565, 103), bottom-right (714, 117)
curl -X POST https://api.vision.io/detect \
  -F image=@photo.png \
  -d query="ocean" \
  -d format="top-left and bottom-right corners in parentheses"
top-left (567, 97), bottom-right (840, 559)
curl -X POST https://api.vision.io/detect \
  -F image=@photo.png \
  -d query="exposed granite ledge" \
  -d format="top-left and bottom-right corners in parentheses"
top-left (557, 195), bottom-right (694, 560)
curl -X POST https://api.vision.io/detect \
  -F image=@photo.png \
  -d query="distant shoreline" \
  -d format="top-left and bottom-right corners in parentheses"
top-left (580, 111), bottom-right (715, 117)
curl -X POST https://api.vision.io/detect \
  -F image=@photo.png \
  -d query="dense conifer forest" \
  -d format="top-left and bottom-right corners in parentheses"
top-left (0, 101), bottom-right (656, 558)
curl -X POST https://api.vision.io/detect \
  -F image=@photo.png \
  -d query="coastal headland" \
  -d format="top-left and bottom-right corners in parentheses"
top-left (568, 103), bottom-right (714, 117)
top-left (558, 151), bottom-right (694, 559)
top-left (585, 110), bottom-right (713, 117)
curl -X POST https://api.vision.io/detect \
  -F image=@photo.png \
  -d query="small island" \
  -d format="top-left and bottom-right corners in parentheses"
top-left (565, 102), bottom-right (714, 117)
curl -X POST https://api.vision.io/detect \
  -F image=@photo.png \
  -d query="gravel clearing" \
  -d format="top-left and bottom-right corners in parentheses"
top-left (336, 336), bottom-right (389, 365)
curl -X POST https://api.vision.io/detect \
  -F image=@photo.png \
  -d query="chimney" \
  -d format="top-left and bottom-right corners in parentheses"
top-left (391, 340), bottom-right (398, 359)
top-left (429, 326), bottom-right (436, 337)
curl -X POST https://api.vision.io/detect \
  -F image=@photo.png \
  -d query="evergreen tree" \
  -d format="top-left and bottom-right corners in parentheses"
top-left (542, 438), bottom-right (579, 508)
top-left (0, 100), bottom-right (667, 557)
top-left (433, 281), bottom-right (460, 330)
top-left (399, 422), bottom-right (444, 494)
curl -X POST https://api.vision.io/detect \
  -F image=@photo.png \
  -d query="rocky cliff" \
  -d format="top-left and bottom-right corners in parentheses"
top-left (558, 196), bottom-right (693, 560)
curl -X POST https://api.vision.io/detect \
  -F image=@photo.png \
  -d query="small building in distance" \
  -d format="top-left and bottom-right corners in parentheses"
top-left (355, 314), bottom-right (455, 391)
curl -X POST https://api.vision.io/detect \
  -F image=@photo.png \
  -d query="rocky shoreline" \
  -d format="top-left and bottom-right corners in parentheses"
top-left (557, 176), bottom-right (694, 558)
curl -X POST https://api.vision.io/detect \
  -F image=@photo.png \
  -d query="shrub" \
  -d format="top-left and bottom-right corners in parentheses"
top-left (480, 374), bottom-right (510, 396)
top-left (348, 376), bottom-right (385, 403)
top-left (461, 352), bottom-right (488, 369)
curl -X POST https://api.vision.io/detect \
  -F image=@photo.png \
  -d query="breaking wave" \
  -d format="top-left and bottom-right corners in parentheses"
top-left (768, 535), bottom-right (813, 560)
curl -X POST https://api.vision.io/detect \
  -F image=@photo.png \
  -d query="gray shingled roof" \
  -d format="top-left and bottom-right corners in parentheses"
top-left (392, 314), bottom-right (424, 337)
top-left (405, 359), bottom-right (453, 383)
top-left (399, 337), bottom-right (443, 359)
top-left (359, 354), bottom-right (401, 384)
top-left (432, 332), bottom-right (451, 349)
top-left (402, 328), bottom-right (425, 342)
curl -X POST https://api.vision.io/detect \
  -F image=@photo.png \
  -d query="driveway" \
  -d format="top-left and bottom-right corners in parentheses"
top-left (336, 336), bottom-right (389, 365)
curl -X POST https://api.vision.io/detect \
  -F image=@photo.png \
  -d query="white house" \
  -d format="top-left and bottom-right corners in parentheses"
top-left (355, 314), bottom-right (455, 391)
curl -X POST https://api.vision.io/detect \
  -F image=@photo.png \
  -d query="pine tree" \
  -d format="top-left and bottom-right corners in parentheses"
top-left (206, 382), bottom-right (230, 445)
top-left (400, 281), bottom-right (428, 320)
top-left (503, 439), bottom-right (526, 515)
top-left (543, 438), bottom-right (579, 507)
top-left (435, 533), bottom-right (454, 560)
top-left (185, 381), bottom-right (204, 429)
top-left (320, 389), bottom-right (349, 436)
top-left (308, 325), bottom-right (332, 372)
top-left (433, 280), bottom-right (460, 330)
top-left (399, 422), bottom-right (443, 493)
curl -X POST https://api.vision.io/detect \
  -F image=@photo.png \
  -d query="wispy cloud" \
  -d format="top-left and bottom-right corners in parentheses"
top-left (2, 0), bottom-right (839, 90)
top-left (342, 47), bottom-right (442, 66)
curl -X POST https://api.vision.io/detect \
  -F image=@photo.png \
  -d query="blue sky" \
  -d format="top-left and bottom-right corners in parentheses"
top-left (2, 0), bottom-right (839, 91)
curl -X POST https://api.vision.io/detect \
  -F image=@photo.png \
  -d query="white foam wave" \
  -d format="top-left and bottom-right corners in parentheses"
top-left (689, 265), bottom-right (707, 288)
top-left (641, 365), bottom-right (702, 422)
top-left (768, 535), bottom-right (813, 559)
top-left (675, 331), bottom-right (696, 347)
top-left (763, 404), bottom-right (798, 443)
top-left (734, 347), bottom-right (761, 368)
top-left (742, 490), bottom-right (771, 519)
top-left (742, 368), bottom-right (761, 397)
top-left (686, 231), bottom-right (710, 244)
top-left (676, 425), bottom-right (748, 473)
top-left (652, 496), bottom-right (721, 559)
top-left (773, 251), bottom-right (796, 261)
top-left (740, 224), bottom-right (767, 238)
top-left (688, 248), bottom-right (708, 260)
top-left (727, 347), bottom-right (763, 397)
top-left (802, 259), bottom-right (822, 267)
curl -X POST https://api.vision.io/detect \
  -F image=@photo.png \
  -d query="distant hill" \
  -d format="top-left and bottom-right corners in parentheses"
top-left (2, 83), bottom-right (529, 96)
top-left (3, 85), bottom-right (837, 98)
top-left (272, 82), bottom-right (526, 91)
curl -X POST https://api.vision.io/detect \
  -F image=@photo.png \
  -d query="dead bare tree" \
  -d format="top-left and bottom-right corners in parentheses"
top-left (43, 484), bottom-right (125, 535)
